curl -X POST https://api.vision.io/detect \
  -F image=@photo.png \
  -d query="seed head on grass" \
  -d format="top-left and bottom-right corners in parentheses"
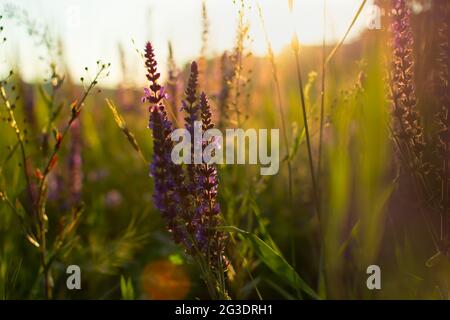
top-left (166, 41), bottom-right (181, 122)
top-left (106, 98), bottom-right (146, 163)
top-left (218, 51), bottom-right (232, 127)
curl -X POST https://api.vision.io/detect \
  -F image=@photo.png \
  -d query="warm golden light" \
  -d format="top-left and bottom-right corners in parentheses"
top-left (141, 259), bottom-right (191, 300)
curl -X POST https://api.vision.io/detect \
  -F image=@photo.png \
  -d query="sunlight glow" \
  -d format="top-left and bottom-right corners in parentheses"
top-left (0, 0), bottom-right (372, 86)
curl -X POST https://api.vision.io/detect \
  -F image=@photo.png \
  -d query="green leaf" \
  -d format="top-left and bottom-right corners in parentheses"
top-left (120, 275), bottom-right (135, 300)
top-left (169, 253), bottom-right (184, 265)
top-left (426, 251), bottom-right (445, 268)
top-left (219, 226), bottom-right (320, 299)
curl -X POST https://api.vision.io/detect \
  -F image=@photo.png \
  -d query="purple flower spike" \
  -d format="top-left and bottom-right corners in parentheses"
top-left (144, 42), bottom-right (228, 272)
top-left (191, 92), bottom-right (227, 268)
top-left (390, 0), bottom-right (425, 162)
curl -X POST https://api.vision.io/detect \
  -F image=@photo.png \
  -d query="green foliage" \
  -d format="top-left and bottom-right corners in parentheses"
top-left (120, 275), bottom-right (135, 300)
top-left (220, 226), bottom-right (319, 299)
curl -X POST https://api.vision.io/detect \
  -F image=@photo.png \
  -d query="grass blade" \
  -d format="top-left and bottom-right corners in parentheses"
top-left (219, 226), bottom-right (320, 299)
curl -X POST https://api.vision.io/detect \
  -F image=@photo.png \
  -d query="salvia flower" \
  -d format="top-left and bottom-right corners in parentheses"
top-left (390, 0), bottom-right (425, 166)
top-left (181, 61), bottom-right (199, 137)
top-left (145, 42), bottom-right (191, 246)
top-left (144, 42), bottom-right (228, 272)
top-left (143, 42), bottom-right (166, 105)
top-left (149, 104), bottom-right (191, 246)
top-left (181, 62), bottom-right (201, 195)
top-left (192, 92), bottom-right (228, 269)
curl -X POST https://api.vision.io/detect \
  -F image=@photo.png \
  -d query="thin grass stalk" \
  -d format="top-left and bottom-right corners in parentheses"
top-left (291, 36), bottom-right (320, 218)
top-left (0, 79), bottom-right (35, 217)
top-left (1, 77), bottom-right (49, 297)
top-left (40, 65), bottom-right (63, 157)
top-left (106, 98), bottom-right (147, 164)
top-left (218, 51), bottom-right (231, 130)
top-left (291, 34), bottom-right (329, 296)
top-left (229, 0), bottom-right (249, 127)
top-left (37, 65), bottom-right (108, 199)
top-left (200, 1), bottom-right (209, 59)
top-left (316, 0), bottom-right (328, 295)
top-left (325, 0), bottom-right (367, 66)
top-left (256, 4), bottom-right (292, 200)
top-left (318, 0), bottom-right (327, 194)
top-left (35, 64), bottom-right (108, 298)
top-left (0, 80), bottom-right (52, 295)
top-left (199, 0), bottom-right (210, 92)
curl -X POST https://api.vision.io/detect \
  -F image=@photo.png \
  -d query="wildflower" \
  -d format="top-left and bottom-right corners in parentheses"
top-left (390, 0), bottom-right (425, 164)
top-left (145, 42), bottom-right (228, 271)
top-left (149, 103), bottom-right (191, 245)
top-left (142, 86), bottom-right (167, 104)
top-left (143, 42), bottom-right (166, 105)
top-left (145, 42), bottom-right (191, 246)
top-left (181, 62), bottom-right (200, 195)
top-left (193, 93), bottom-right (227, 269)
top-left (181, 62), bottom-right (199, 137)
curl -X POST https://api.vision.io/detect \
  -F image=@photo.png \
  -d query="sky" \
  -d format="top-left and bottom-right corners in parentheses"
top-left (0, 0), bottom-right (374, 87)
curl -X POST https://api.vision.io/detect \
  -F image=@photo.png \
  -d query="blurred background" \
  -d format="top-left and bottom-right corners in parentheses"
top-left (0, 0), bottom-right (370, 86)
